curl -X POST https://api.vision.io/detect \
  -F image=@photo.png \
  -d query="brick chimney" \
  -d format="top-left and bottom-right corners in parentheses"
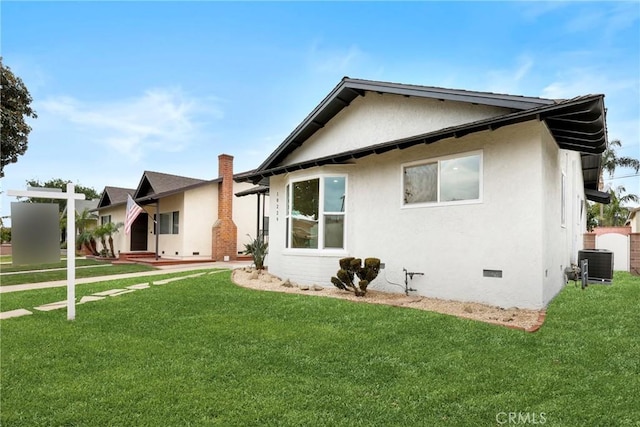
top-left (212, 154), bottom-right (238, 261)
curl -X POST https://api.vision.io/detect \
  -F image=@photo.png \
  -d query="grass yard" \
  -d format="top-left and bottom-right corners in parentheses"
top-left (1, 258), bottom-right (107, 273)
top-left (0, 259), bottom-right (155, 286)
top-left (1, 271), bottom-right (638, 426)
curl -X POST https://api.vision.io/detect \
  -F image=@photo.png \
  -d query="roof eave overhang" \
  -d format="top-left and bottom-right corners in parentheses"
top-left (235, 185), bottom-right (270, 197)
top-left (255, 78), bottom-right (557, 173)
top-left (135, 178), bottom-right (220, 205)
top-left (585, 189), bottom-right (611, 204)
top-left (241, 95), bottom-right (608, 189)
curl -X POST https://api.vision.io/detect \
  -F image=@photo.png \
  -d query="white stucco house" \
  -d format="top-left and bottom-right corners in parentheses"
top-left (238, 77), bottom-right (610, 309)
top-left (96, 155), bottom-right (265, 261)
top-left (625, 207), bottom-right (640, 233)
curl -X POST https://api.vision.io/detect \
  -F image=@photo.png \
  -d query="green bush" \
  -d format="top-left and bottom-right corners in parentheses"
top-left (331, 257), bottom-right (381, 296)
top-left (244, 233), bottom-right (268, 269)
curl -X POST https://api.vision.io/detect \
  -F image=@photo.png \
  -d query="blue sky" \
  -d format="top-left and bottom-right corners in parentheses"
top-left (2, 1), bottom-right (639, 223)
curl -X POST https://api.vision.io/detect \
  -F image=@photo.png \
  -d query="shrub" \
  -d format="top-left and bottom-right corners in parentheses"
top-left (331, 257), bottom-right (381, 297)
top-left (244, 233), bottom-right (268, 270)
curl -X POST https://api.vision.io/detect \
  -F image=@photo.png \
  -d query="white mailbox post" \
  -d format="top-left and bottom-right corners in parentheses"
top-left (8, 183), bottom-right (86, 320)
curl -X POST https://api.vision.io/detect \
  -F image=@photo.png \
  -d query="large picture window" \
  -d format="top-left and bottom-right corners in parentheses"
top-left (286, 175), bottom-right (346, 250)
top-left (403, 152), bottom-right (482, 206)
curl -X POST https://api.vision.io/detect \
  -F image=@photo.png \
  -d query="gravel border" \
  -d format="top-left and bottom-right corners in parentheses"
top-left (231, 269), bottom-right (546, 332)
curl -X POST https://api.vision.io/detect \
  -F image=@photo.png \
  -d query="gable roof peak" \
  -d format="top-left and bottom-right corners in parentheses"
top-left (339, 76), bottom-right (559, 106)
top-left (97, 186), bottom-right (135, 209)
top-left (255, 76), bottom-right (558, 172)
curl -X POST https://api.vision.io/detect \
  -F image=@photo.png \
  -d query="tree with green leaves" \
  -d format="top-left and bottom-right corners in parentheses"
top-left (1, 58), bottom-right (37, 177)
top-left (601, 139), bottom-right (640, 186)
top-left (76, 230), bottom-right (98, 256)
top-left (93, 225), bottom-right (110, 257)
top-left (588, 186), bottom-right (639, 229)
top-left (63, 207), bottom-right (98, 253)
top-left (22, 178), bottom-right (100, 213)
top-left (590, 139), bottom-right (640, 227)
top-left (103, 222), bottom-right (123, 258)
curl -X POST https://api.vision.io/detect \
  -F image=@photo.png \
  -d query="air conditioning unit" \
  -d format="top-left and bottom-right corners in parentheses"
top-left (578, 249), bottom-right (614, 284)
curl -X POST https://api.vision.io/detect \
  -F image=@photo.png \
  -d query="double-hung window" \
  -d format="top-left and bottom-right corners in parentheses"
top-left (285, 175), bottom-right (346, 250)
top-left (403, 151), bottom-right (482, 206)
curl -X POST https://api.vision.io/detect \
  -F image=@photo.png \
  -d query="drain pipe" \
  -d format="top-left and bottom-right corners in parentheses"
top-left (403, 268), bottom-right (424, 296)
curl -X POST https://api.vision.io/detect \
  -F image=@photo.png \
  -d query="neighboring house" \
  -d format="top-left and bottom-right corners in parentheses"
top-left (61, 199), bottom-right (99, 245)
top-left (238, 77), bottom-right (610, 309)
top-left (625, 207), bottom-right (640, 233)
top-left (61, 199), bottom-right (100, 224)
top-left (96, 155), bottom-right (261, 260)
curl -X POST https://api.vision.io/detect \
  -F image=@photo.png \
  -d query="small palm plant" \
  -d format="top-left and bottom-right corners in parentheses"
top-left (103, 222), bottom-right (123, 258)
top-left (244, 233), bottom-right (268, 270)
top-left (93, 225), bottom-right (109, 257)
top-left (76, 230), bottom-right (99, 256)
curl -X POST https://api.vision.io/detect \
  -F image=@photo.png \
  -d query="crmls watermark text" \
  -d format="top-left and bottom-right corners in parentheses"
top-left (496, 412), bottom-right (547, 425)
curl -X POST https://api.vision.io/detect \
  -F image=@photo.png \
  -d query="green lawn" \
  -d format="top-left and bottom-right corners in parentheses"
top-left (0, 259), bottom-right (155, 286)
top-left (1, 257), bottom-right (107, 273)
top-left (1, 271), bottom-right (638, 426)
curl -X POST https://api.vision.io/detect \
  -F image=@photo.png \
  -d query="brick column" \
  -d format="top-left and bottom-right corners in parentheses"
top-left (212, 154), bottom-right (238, 261)
top-left (583, 233), bottom-right (596, 250)
top-left (630, 233), bottom-right (640, 276)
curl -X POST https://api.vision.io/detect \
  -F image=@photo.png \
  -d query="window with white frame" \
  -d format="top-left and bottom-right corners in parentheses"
top-left (403, 151), bottom-right (482, 206)
top-left (285, 175), bottom-right (346, 249)
top-left (159, 211), bottom-right (179, 234)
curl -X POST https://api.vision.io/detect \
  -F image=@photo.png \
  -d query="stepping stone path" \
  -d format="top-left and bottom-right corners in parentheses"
top-left (0, 309), bottom-right (33, 320)
top-left (34, 301), bottom-right (68, 312)
top-left (78, 296), bottom-right (105, 304)
top-left (1, 270), bottom-right (227, 320)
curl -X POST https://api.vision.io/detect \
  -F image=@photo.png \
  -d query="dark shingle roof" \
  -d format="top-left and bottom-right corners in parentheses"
top-left (97, 186), bottom-right (135, 209)
top-left (255, 77), bottom-right (559, 173)
top-left (239, 77), bottom-right (608, 202)
top-left (133, 171), bottom-right (216, 204)
top-left (138, 171), bottom-right (206, 196)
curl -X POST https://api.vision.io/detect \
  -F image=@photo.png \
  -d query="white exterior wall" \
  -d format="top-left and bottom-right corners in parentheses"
top-left (97, 181), bottom-right (267, 259)
top-left (629, 212), bottom-right (640, 233)
top-left (153, 193), bottom-right (183, 257)
top-left (97, 205), bottom-right (128, 255)
top-left (284, 94), bottom-right (511, 166)
top-left (268, 120), bottom-right (562, 309)
top-left (183, 183), bottom-right (217, 257)
top-left (233, 182), bottom-right (268, 253)
top-left (540, 127), bottom-right (587, 306)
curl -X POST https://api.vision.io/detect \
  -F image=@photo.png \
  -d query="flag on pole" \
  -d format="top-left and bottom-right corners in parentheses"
top-left (125, 194), bottom-right (144, 235)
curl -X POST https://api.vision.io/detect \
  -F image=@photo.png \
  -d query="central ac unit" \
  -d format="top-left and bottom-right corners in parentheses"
top-left (578, 249), bottom-right (614, 284)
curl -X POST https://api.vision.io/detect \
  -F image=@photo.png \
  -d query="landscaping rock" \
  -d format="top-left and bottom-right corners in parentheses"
top-left (312, 284), bottom-right (324, 291)
top-left (282, 279), bottom-right (293, 288)
top-left (250, 271), bottom-right (259, 280)
top-left (298, 284), bottom-right (310, 291)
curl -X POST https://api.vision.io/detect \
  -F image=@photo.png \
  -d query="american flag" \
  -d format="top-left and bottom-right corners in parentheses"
top-left (125, 194), bottom-right (144, 235)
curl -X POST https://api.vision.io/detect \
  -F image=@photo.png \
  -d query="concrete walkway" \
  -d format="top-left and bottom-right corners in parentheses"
top-left (1, 261), bottom-right (252, 320)
top-left (0, 261), bottom-right (251, 294)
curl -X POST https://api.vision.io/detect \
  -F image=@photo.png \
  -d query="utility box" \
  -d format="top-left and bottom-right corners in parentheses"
top-left (578, 249), bottom-right (614, 284)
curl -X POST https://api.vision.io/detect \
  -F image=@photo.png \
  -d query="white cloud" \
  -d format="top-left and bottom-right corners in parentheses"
top-left (307, 40), bottom-right (366, 75)
top-left (36, 88), bottom-right (223, 161)
top-left (485, 55), bottom-right (534, 94)
top-left (541, 69), bottom-right (637, 99)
